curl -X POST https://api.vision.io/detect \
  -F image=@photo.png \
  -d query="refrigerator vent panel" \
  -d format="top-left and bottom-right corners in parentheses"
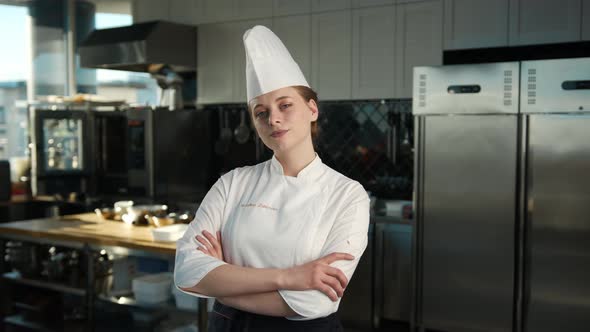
top-left (419, 74), bottom-right (427, 108)
top-left (504, 70), bottom-right (513, 106)
top-left (527, 68), bottom-right (537, 105)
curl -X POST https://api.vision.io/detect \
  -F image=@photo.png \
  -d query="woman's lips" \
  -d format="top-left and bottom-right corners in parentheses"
top-left (270, 130), bottom-right (288, 138)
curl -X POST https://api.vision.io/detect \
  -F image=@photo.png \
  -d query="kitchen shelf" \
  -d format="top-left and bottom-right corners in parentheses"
top-left (97, 294), bottom-right (198, 314)
top-left (3, 314), bottom-right (57, 332)
top-left (2, 272), bottom-right (86, 297)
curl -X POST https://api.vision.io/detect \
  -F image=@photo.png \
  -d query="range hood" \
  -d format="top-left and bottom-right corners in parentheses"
top-left (80, 21), bottom-right (197, 73)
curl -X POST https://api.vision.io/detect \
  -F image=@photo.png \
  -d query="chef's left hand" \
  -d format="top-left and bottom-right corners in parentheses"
top-left (196, 230), bottom-right (225, 261)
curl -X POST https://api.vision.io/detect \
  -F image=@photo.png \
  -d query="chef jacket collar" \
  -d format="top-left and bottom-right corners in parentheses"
top-left (270, 153), bottom-right (323, 179)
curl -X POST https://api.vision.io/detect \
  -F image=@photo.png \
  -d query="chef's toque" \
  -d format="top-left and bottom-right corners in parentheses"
top-left (243, 25), bottom-right (309, 102)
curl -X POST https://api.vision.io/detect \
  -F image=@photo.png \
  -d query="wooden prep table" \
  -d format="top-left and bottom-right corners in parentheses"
top-left (0, 212), bottom-right (177, 255)
top-left (0, 212), bottom-right (207, 332)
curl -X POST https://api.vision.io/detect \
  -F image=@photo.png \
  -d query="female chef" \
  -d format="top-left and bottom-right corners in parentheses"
top-left (174, 25), bottom-right (370, 331)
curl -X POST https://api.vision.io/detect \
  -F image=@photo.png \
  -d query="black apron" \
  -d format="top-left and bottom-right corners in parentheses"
top-left (208, 300), bottom-right (344, 332)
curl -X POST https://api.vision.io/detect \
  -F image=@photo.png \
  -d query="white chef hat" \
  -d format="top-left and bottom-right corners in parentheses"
top-left (243, 25), bottom-right (310, 102)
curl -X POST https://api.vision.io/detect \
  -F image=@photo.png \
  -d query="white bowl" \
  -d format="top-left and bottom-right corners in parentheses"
top-left (151, 224), bottom-right (188, 242)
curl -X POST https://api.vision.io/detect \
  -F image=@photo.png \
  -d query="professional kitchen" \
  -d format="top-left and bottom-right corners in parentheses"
top-left (0, 1), bottom-right (588, 332)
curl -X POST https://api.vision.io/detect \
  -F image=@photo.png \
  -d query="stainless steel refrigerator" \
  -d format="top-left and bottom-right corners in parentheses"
top-left (411, 57), bottom-right (590, 332)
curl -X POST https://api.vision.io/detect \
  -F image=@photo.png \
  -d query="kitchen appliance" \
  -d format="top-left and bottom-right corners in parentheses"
top-left (518, 58), bottom-right (590, 332)
top-left (29, 103), bottom-right (94, 196)
top-left (0, 160), bottom-right (10, 201)
top-left (79, 21), bottom-right (196, 73)
top-left (92, 107), bottom-right (213, 202)
top-left (412, 58), bottom-right (590, 332)
top-left (149, 65), bottom-right (185, 110)
top-left (30, 102), bottom-right (213, 201)
top-left (79, 21), bottom-right (197, 110)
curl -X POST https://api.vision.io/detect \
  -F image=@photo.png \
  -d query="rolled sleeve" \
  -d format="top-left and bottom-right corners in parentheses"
top-left (280, 187), bottom-right (370, 319)
top-left (174, 176), bottom-right (230, 298)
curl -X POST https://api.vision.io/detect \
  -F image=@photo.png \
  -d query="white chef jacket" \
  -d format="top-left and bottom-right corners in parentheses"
top-left (174, 154), bottom-right (370, 320)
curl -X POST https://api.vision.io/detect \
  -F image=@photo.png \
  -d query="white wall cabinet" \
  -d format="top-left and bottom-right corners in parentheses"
top-left (352, 6), bottom-right (396, 99)
top-left (352, 0), bottom-right (394, 8)
top-left (312, 0), bottom-right (352, 13)
top-left (311, 11), bottom-right (352, 100)
top-left (197, 24), bottom-right (234, 104)
top-left (168, 0), bottom-right (197, 25)
top-left (235, 0), bottom-right (274, 21)
top-left (508, 0), bottom-right (582, 45)
top-left (197, 19), bottom-right (273, 104)
top-left (197, 0), bottom-right (234, 24)
top-left (443, 0), bottom-right (509, 50)
top-left (132, 0), bottom-right (169, 22)
top-left (273, 15), bottom-right (312, 81)
top-left (583, 0), bottom-right (590, 40)
top-left (273, 0), bottom-right (311, 16)
top-left (395, 0), bottom-right (443, 98)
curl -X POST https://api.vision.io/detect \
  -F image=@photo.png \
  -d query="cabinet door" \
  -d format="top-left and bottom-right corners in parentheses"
top-left (169, 0), bottom-right (197, 25)
top-left (311, 0), bottom-right (352, 13)
top-left (395, 0), bottom-right (443, 98)
top-left (198, 0), bottom-right (234, 23)
top-left (352, 0), bottom-right (394, 8)
top-left (526, 115), bottom-right (590, 332)
top-left (235, 0), bottom-right (273, 20)
top-left (231, 19), bottom-right (273, 103)
top-left (132, 0), bottom-right (169, 22)
top-left (444, 0), bottom-right (509, 49)
top-left (311, 11), bottom-right (352, 100)
top-left (381, 223), bottom-right (412, 322)
top-left (197, 23), bottom-right (234, 104)
top-left (583, 0), bottom-right (590, 40)
top-left (352, 6), bottom-right (396, 99)
top-left (509, 0), bottom-right (582, 45)
top-left (273, 15), bottom-right (312, 81)
top-left (273, 0), bottom-right (311, 16)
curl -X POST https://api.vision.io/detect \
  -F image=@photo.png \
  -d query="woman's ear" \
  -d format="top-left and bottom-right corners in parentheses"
top-left (307, 99), bottom-right (319, 121)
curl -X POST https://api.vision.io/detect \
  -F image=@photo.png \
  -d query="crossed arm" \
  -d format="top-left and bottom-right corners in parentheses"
top-left (179, 230), bottom-right (353, 317)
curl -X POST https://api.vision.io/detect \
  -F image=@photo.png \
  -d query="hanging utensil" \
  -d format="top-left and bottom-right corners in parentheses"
top-left (234, 109), bottom-right (250, 144)
top-left (402, 112), bottom-right (411, 149)
top-left (214, 107), bottom-right (226, 156)
top-left (215, 108), bottom-right (233, 155)
top-left (221, 109), bottom-right (233, 143)
top-left (387, 110), bottom-right (398, 165)
top-left (378, 100), bottom-right (389, 114)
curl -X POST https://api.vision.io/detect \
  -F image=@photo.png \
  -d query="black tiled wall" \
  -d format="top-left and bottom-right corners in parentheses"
top-left (203, 99), bottom-right (413, 200)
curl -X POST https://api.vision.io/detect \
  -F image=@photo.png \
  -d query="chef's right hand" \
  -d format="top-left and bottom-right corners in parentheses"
top-left (281, 252), bottom-right (354, 302)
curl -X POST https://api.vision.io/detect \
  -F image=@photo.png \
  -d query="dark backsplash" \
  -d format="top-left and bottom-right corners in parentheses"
top-left (202, 99), bottom-right (413, 200)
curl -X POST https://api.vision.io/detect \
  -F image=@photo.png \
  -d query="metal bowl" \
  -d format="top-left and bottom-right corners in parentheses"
top-left (122, 205), bottom-right (168, 226)
top-left (95, 208), bottom-right (116, 220)
top-left (149, 215), bottom-right (176, 228)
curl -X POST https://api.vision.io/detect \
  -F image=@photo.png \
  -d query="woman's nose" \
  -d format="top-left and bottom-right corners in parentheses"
top-left (268, 108), bottom-right (282, 125)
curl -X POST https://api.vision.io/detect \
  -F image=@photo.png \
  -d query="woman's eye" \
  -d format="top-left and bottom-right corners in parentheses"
top-left (255, 111), bottom-right (268, 119)
top-left (279, 103), bottom-right (292, 110)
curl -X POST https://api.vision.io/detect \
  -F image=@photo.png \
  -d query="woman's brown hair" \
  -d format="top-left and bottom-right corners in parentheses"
top-left (292, 85), bottom-right (319, 141)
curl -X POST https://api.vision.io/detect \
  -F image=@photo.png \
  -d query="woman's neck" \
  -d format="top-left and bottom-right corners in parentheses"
top-left (274, 141), bottom-right (316, 177)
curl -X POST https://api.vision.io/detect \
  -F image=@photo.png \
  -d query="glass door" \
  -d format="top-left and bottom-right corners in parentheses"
top-left (35, 110), bottom-right (88, 175)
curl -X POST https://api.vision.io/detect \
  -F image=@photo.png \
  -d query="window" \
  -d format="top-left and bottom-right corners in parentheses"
top-left (0, 4), bottom-right (28, 159)
top-left (0, 107), bottom-right (6, 124)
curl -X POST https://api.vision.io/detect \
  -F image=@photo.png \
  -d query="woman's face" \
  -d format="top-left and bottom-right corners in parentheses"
top-left (249, 86), bottom-right (318, 154)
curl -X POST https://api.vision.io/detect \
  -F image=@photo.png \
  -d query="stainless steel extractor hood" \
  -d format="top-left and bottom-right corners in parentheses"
top-left (79, 20), bottom-right (196, 73)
